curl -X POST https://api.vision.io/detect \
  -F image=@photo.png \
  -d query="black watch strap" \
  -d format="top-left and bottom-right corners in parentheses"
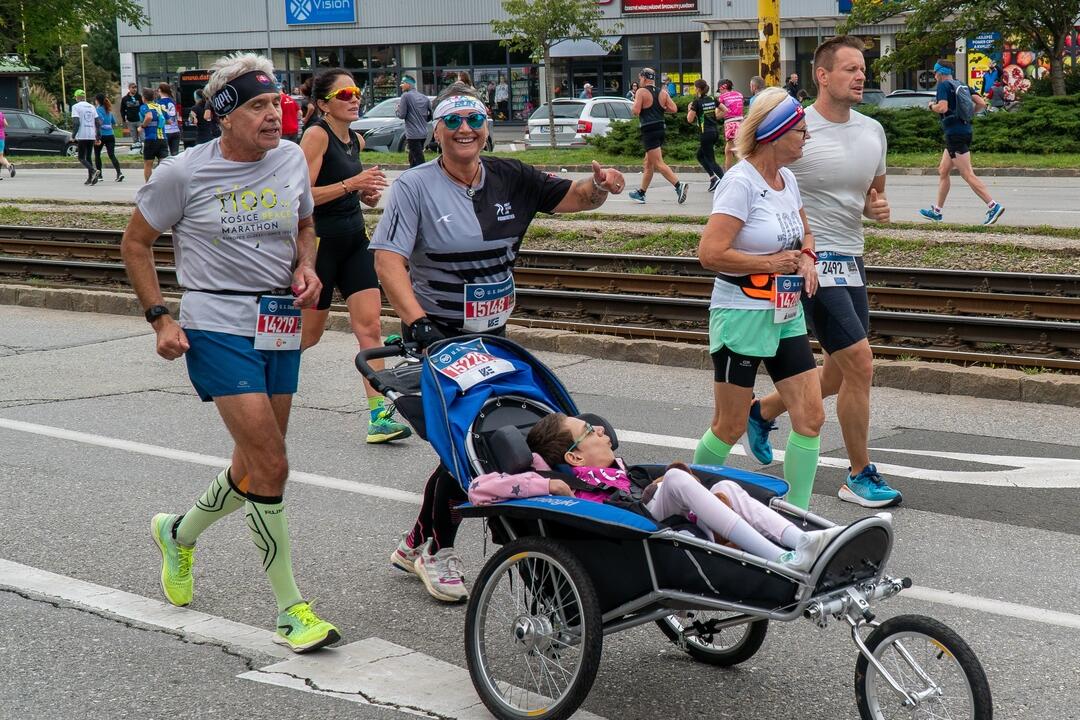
top-left (144, 304), bottom-right (170, 323)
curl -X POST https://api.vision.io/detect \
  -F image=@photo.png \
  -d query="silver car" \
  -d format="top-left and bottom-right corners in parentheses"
top-left (525, 97), bottom-right (634, 147)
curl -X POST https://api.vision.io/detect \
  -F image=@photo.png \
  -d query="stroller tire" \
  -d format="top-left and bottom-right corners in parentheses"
top-left (855, 614), bottom-right (992, 720)
top-left (656, 613), bottom-right (768, 666)
top-left (465, 536), bottom-right (603, 720)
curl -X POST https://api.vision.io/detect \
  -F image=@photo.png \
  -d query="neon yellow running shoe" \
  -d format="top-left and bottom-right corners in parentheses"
top-left (366, 402), bottom-right (412, 444)
top-left (273, 601), bottom-right (341, 653)
top-left (151, 513), bottom-right (194, 607)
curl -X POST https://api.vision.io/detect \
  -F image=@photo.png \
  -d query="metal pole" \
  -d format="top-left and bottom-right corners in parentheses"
top-left (757, 0), bottom-right (780, 87)
top-left (265, 0), bottom-right (273, 59)
top-left (58, 44), bottom-right (67, 116)
top-left (80, 44), bottom-right (88, 94)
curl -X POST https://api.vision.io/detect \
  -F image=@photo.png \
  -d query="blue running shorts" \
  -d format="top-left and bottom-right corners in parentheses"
top-left (184, 329), bottom-right (301, 402)
top-left (802, 256), bottom-right (870, 354)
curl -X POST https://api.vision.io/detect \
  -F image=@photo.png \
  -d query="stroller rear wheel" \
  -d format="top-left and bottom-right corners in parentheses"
top-left (855, 614), bottom-right (992, 720)
top-left (465, 537), bottom-right (603, 720)
top-left (656, 612), bottom-right (768, 666)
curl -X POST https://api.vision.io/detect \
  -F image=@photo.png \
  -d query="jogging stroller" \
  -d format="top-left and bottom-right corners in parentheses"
top-left (356, 336), bottom-right (992, 720)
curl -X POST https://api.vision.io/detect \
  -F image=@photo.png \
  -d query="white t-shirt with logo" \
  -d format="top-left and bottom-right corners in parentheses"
top-left (709, 159), bottom-right (804, 311)
top-left (71, 101), bottom-right (98, 141)
top-left (134, 139), bottom-right (314, 336)
top-left (788, 106), bottom-right (886, 257)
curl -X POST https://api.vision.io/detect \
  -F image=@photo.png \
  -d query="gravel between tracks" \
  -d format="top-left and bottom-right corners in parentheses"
top-left (4, 203), bottom-right (1080, 273)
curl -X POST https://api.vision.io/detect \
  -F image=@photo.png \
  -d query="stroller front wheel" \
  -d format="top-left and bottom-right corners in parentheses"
top-left (465, 536), bottom-right (603, 720)
top-left (855, 614), bottom-right (992, 720)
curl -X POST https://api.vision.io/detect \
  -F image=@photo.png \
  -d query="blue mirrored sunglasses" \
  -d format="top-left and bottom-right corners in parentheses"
top-left (441, 112), bottom-right (486, 130)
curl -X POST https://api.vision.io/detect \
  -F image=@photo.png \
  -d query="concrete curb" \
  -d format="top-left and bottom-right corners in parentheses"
top-left (12, 161), bottom-right (1079, 178)
top-left (4, 283), bottom-right (1079, 407)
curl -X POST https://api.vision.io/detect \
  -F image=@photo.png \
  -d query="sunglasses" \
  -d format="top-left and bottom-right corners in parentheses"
top-left (324, 86), bottom-right (361, 102)
top-left (440, 112), bottom-right (487, 131)
top-left (566, 422), bottom-right (595, 455)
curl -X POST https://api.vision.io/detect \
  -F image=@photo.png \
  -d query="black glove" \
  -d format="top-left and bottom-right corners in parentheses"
top-left (407, 316), bottom-right (446, 350)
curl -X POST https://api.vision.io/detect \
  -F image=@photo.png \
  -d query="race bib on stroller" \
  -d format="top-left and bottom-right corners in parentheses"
top-left (815, 252), bottom-right (863, 288)
top-left (772, 275), bottom-right (803, 324)
top-left (253, 295), bottom-right (301, 350)
top-left (431, 338), bottom-right (516, 393)
top-left (463, 277), bottom-right (515, 333)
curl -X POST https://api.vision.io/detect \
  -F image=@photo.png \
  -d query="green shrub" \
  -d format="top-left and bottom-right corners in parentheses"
top-left (590, 95), bottom-right (707, 163)
top-left (862, 94), bottom-right (1080, 154)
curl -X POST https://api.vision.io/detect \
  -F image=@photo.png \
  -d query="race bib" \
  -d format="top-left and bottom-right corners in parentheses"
top-left (815, 252), bottom-right (864, 288)
top-left (463, 277), bottom-right (515, 333)
top-left (431, 338), bottom-right (516, 393)
top-left (772, 274), bottom-right (804, 324)
top-left (253, 295), bottom-right (301, 350)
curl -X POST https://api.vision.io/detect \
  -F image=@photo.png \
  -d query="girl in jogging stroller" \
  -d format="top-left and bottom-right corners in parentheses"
top-left (356, 335), bottom-right (992, 720)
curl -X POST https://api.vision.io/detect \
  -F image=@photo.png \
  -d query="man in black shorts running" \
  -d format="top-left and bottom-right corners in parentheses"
top-left (628, 68), bottom-right (687, 205)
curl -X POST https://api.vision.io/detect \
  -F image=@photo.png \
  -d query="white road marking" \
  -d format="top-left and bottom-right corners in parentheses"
top-left (0, 417), bottom-right (422, 504)
top-left (0, 558), bottom-right (604, 719)
top-left (903, 586), bottom-right (1080, 631)
top-left (617, 429), bottom-right (1080, 488)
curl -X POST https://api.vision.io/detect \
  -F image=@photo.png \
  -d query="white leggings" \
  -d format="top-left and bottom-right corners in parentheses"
top-left (644, 469), bottom-right (796, 556)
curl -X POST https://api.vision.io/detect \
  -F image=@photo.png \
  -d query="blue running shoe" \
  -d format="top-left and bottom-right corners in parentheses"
top-left (838, 464), bottom-right (902, 508)
top-left (674, 181), bottom-right (688, 204)
top-left (628, 189), bottom-right (646, 204)
top-left (919, 207), bottom-right (943, 222)
top-left (745, 399), bottom-right (777, 465)
top-left (983, 202), bottom-right (1005, 225)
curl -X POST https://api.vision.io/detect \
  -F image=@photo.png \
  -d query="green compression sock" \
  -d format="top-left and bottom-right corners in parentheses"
top-left (245, 498), bottom-right (304, 612)
top-left (368, 395), bottom-right (385, 422)
top-left (693, 428), bottom-right (733, 466)
top-left (175, 468), bottom-right (246, 546)
top-left (783, 430), bottom-right (821, 510)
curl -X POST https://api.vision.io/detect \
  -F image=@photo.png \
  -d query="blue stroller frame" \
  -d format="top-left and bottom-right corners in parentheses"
top-left (356, 336), bottom-right (991, 720)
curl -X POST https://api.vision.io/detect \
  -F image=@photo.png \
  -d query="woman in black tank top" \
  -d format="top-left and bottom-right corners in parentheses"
top-left (629, 69), bottom-right (687, 206)
top-left (298, 68), bottom-right (411, 444)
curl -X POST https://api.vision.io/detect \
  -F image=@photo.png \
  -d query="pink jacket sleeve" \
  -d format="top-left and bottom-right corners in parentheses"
top-left (468, 471), bottom-right (552, 506)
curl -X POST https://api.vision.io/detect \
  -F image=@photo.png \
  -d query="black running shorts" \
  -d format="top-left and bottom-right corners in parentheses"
top-left (802, 256), bottom-right (871, 354)
top-left (313, 229), bottom-right (379, 310)
top-left (143, 139), bottom-right (169, 161)
top-left (711, 335), bottom-right (816, 388)
top-left (640, 125), bottom-right (666, 151)
top-left (945, 133), bottom-right (972, 158)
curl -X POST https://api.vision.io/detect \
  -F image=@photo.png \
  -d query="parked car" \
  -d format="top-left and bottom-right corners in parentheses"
top-left (0, 108), bottom-right (75, 155)
top-left (349, 96), bottom-right (494, 153)
top-left (877, 90), bottom-right (936, 110)
top-left (525, 97), bottom-right (634, 147)
top-left (859, 88), bottom-right (885, 106)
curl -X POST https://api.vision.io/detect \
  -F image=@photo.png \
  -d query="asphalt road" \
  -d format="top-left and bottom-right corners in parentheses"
top-left (2, 165), bottom-right (1079, 229)
top-left (2, 305), bottom-right (1079, 719)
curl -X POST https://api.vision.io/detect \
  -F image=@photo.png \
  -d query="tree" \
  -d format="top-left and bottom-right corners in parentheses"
top-left (0, 0), bottom-right (144, 58)
top-left (491, 0), bottom-right (622, 148)
top-left (841, 0), bottom-right (1080, 97)
top-left (87, 20), bottom-right (120, 78)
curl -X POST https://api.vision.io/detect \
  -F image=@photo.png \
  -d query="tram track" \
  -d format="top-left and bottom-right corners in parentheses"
top-left (1, 226), bottom-right (1078, 371)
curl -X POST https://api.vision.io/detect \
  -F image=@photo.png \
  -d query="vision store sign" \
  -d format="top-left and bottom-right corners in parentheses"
top-left (285, 0), bottom-right (355, 25)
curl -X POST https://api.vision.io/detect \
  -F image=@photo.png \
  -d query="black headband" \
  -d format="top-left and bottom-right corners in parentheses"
top-left (210, 70), bottom-right (278, 117)
top-left (640, 70), bottom-right (656, 80)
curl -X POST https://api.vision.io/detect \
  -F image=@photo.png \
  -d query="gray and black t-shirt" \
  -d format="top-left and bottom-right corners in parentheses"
top-left (135, 139), bottom-right (314, 335)
top-left (370, 157), bottom-right (571, 332)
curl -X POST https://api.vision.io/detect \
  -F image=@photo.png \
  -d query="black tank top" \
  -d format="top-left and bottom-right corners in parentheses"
top-left (312, 117), bottom-right (365, 237)
top-left (639, 85), bottom-right (665, 128)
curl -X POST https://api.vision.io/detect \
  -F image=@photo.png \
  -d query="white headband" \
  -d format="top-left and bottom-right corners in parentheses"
top-left (433, 95), bottom-right (489, 121)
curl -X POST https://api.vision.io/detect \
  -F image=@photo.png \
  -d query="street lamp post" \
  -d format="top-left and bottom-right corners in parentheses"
top-left (79, 44), bottom-right (88, 94)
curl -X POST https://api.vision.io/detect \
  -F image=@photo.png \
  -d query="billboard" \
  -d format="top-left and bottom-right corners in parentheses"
top-left (285, 0), bottom-right (356, 25)
top-left (622, 0), bottom-right (698, 14)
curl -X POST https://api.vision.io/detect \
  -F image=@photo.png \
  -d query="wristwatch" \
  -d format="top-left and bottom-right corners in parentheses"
top-left (800, 247), bottom-right (819, 263)
top-left (144, 304), bottom-right (171, 323)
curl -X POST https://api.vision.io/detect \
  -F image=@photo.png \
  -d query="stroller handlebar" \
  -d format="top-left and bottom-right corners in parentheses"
top-left (354, 341), bottom-right (422, 397)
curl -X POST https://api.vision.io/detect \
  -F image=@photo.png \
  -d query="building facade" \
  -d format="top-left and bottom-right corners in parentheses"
top-left (117, 0), bottom-right (908, 120)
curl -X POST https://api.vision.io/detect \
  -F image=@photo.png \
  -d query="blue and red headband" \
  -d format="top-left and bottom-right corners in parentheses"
top-left (755, 95), bottom-right (805, 144)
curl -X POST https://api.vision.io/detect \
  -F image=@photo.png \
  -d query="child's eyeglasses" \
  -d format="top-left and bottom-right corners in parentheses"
top-left (566, 422), bottom-right (595, 454)
top-left (441, 112), bottom-right (487, 131)
top-left (324, 86), bottom-right (361, 102)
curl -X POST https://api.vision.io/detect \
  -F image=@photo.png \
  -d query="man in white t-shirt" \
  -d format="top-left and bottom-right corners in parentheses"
top-left (746, 36), bottom-right (902, 509)
top-left (70, 89), bottom-right (102, 184)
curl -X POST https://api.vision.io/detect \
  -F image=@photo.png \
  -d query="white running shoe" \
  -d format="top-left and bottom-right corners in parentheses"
top-left (780, 525), bottom-right (847, 573)
top-left (389, 532), bottom-right (423, 574)
top-left (413, 540), bottom-right (469, 602)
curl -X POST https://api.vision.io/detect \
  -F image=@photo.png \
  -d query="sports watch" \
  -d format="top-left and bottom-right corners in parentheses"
top-left (144, 304), bottom-right (171, 323)
top-left (800, 247), bottom-right (819, 263)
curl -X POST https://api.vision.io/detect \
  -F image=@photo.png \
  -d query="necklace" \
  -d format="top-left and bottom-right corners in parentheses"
top-left (439, 159), bottom-right (482, 197)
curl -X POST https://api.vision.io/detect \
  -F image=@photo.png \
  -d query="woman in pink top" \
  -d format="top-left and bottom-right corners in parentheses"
top-left (716, 79), bottom-right (745, 170)
top-left (468, 413), bottom-right (843, 572)
top-left (0, 109), bottom-right (14, 178)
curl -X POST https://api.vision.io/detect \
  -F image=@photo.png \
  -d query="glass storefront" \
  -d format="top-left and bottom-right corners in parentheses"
top-left (133, 32), bottom-right (702, 121)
